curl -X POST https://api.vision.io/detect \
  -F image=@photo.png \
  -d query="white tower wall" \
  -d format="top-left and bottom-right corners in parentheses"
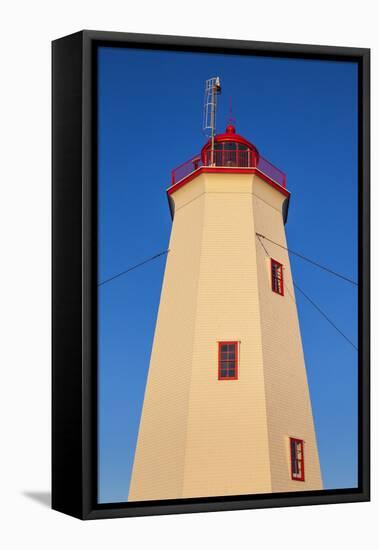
top-left (128, 172), bottom-right (322, 501)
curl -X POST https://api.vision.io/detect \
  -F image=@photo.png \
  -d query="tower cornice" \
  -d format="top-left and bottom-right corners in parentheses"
top-left (167, 166), bottom-right (290, 199)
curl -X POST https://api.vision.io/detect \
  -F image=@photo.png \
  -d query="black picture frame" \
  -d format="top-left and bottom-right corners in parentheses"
top-left (52, 30), bottom-right (370, 520)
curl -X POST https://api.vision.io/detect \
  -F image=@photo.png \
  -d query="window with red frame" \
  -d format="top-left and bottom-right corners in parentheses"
top-left (271, 258), bottom-right (284, 295)
top-left (218, 342), bottom-right (238, 380)
top-left (290, 438), bottom-right (305, 481)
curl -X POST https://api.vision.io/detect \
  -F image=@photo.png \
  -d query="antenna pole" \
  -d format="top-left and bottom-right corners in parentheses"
top-left (210, 83), bottom-right (216, 165)
top-left (228, 96), bottom-right (235, 125)
top-left (203, 77), bottom-right (221, 166)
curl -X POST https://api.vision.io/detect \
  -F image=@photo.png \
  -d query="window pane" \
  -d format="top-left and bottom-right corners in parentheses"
top-left (219, 342), bottom-right (238, 380)
top-left (296, 443), bottom-right (302, 459)
top-left (224, 141), bottom-right (237, 150)
top-left (291, 441), bottom-right (296, 469)
top-left (272, 261), bottom-right (283, 295)
top-left (290, 439), bottom-right (304, 478)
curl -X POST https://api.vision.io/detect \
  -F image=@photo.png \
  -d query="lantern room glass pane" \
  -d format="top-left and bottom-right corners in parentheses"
top-left (224, 141), bottom-right (237, 150)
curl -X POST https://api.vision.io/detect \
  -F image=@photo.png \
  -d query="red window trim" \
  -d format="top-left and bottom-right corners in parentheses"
top-left (271, 258), bottom-right (284, 296)
top-left (290, 437), bottom-right (305, 482)
top-left (218, 341), bottom-right (238, 380)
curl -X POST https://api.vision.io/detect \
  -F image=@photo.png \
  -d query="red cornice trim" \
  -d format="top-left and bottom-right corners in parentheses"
top-left (167, 167), bottom-right (290, 198)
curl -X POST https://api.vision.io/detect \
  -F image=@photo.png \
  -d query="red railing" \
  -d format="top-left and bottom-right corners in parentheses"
top-left (171, 151), bottom-right (286, 188)
top-left (171, 155), bottom-right (204, 185)
top-left (204, 149), bottom-right (253, 168)
top-left (256, 156), bottom-right (287, 189)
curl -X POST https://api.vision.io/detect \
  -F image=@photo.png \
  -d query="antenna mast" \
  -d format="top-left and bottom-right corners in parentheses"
top-left (202, 77), bottom-right (222, 165)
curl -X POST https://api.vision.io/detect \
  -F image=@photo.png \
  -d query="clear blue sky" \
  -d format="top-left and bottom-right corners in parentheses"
top-left (98, 46), bottom-right (358, 503)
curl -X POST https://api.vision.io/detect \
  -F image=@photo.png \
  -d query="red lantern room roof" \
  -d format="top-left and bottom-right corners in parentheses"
top-left (201, 123), bottom-right (259, 157)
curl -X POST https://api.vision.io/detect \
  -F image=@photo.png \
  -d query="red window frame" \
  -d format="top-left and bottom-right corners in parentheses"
top-left (271, 258), bottom-right (284, 296)
top-left (218, 341), bottom-right (238, 380)
top-left (290, 437), bottom-right (305, 481)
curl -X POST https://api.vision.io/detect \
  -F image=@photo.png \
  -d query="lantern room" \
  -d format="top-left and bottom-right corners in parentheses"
top-left (201, 123), bottom-right (259, 168)
top-left (170, 124), bottom-right (287, 192)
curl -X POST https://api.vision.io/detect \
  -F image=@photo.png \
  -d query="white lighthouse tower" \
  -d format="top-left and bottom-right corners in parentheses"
top-left (128, 81), bottom-right (322, 501)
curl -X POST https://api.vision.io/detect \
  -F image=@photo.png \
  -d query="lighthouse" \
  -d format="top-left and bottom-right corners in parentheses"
top-left (128, 84), bottom-right (323, 501)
